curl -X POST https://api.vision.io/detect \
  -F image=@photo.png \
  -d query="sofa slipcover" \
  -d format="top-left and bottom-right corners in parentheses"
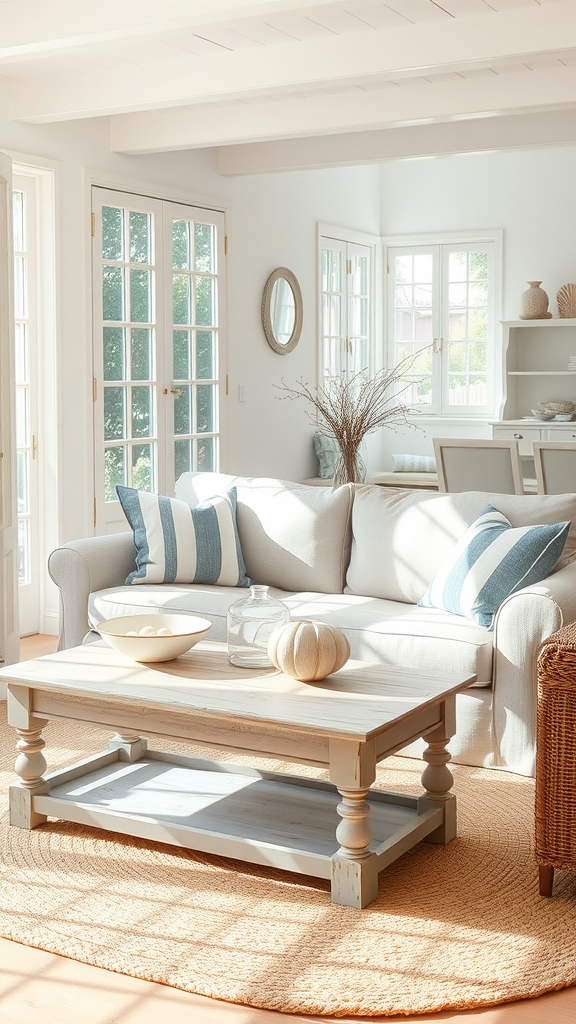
top-left (48, 474), bottom-right (576, 776)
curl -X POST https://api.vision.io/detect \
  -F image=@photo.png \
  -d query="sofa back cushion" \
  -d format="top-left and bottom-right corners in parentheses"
top-left (346, 486), bottom-right (576, 605)
top-left (175, 473), bottom-right (353, 594)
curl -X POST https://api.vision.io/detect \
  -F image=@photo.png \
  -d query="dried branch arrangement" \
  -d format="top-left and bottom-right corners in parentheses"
top-left (276, 353), bottom-right (420, 484)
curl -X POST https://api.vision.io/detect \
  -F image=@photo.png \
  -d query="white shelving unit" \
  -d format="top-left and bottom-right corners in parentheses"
top-left (491, 320), bottom-right (576, 474)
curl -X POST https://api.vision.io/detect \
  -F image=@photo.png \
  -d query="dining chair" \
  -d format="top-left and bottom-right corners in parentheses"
top-left (433, 438), bottom-right (525, 494)
top-left (533, 441), bottom-right (576, 494)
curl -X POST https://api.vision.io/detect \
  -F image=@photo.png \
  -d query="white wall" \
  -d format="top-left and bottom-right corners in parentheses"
top-left (225, 167), bottom-right (380, 480)
top-left (0, 80), bottom-right (380, 548)
top-left (378, 145), bottom-right (576, 467)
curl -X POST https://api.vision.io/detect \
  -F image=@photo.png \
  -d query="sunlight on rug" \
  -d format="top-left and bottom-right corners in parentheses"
top-left (1, 706), bottom-right (575, 1018)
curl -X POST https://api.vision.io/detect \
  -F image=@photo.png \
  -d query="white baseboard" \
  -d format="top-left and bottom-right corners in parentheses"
top-left (41, 610), bottom-right (60, 636)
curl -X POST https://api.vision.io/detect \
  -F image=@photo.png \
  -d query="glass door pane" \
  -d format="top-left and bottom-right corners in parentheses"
top-left (320, 240), bottom-right (346, 380)
top-left (444, 246), bottom-right (491, 411)
top-left (93, 188), bottom-right (164, 533)
top-left (102, 203), bottom-right (157, 501)
top-left (169, 211), bottom-right (220, 479)
top-left (347, 243), bottom-right (372, 377)
top-left (389, 246), bottom-right (439, 412)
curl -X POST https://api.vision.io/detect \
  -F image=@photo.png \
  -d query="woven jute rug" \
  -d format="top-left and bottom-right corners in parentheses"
top-left (1, 706), bottom-right (575, 1018)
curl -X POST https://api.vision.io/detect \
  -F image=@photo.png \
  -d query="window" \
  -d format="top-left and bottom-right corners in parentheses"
top-left (92, 188), bottom-right (225, 534)
top-left (319, 229), bottom-right (376, 381)
top-left (386, 237), bottom-right (499, 416)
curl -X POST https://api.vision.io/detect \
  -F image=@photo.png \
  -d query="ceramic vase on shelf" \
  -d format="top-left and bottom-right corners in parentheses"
top-left (227, 584), bottom-right (290, 668)
top-left (519, 281), bottom-right (552, 320)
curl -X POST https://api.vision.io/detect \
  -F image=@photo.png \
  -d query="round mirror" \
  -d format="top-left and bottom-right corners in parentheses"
top-left (261, 267), bottom-right (303, 354)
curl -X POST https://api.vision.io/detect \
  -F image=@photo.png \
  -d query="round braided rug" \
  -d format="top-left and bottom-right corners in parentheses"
top-left (1, 707), bottom-right (575, 1018)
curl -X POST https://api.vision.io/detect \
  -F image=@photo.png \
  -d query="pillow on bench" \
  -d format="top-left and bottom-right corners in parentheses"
top-left (392, 454), bottom-right (436, 473)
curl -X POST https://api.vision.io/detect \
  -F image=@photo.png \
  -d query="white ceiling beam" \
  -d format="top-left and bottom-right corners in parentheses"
top-left (216, 108), bottom-right (576, 175)
top-left (0, 0), bottom-right (338, 59)
top-left (111, 65), bottom-right (576, 153)
top-left (11, 0), bottom-right (576, 122)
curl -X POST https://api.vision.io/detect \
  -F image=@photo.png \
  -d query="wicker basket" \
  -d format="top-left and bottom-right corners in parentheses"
top-left (535, 620), bottom-right (576, 895)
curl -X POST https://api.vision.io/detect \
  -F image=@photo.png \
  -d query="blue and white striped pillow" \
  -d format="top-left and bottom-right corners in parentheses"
top-left (117, 485), bottom-right (251, 587)
top-left (392, 454), bottom-right (436, 473)
top-left (418, 504), bottom-right (570, 629)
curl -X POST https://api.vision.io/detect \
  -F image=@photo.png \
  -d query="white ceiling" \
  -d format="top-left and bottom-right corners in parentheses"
top-left (2, 0), bottom-right (576, 173)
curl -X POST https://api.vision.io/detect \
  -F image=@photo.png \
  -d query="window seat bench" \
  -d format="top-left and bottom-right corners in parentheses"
top-left (301, 471), bottom-right (439, 490)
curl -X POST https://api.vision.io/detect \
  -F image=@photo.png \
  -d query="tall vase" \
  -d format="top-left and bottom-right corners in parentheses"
top-left (333, 445), bottom-right (367, 487)
top-left (519, 281), bottom-right (552, 320)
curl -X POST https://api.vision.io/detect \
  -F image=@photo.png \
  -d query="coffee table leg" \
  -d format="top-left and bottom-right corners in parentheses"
top-left (8, 686), bottom-right (49, 829)
top-left (418, 710), bottom-right (457, 845)
top-left (109, 731), bottom-right (148, 762)
top-left (329, 738), bottom-right (379, 910)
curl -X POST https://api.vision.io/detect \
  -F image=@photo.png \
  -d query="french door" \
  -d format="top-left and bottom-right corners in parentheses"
top-left (319, 235), bottom-right (373, 381)
top-left (92, 188), bottom-right (226, 534)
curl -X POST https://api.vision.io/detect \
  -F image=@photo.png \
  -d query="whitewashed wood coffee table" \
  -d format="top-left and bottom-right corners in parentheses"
top-left (1, 642), bottom-right (474, 910)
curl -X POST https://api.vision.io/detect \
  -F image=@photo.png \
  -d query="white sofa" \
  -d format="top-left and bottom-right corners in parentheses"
top-left (48, 473), bottom-right (576, 777)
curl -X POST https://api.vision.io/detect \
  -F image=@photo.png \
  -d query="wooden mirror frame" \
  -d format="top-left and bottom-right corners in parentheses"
top-left (261, 267), bottom-right (303, 354)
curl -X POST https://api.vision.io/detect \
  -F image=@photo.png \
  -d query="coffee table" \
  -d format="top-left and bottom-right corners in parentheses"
top-left (1, 642), bottom-right (475, 909)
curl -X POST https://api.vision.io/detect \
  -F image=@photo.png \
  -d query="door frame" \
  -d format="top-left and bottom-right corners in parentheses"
top-left (91, 182), bottom-right (228, 535)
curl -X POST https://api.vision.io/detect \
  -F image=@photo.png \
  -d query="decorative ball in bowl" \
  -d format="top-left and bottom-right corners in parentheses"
top-left (96, 614), bottom-right (212, 663)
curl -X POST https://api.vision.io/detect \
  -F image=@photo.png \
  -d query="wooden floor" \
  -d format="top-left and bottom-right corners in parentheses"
top-left (1, 635), bottom-right (574, 1024)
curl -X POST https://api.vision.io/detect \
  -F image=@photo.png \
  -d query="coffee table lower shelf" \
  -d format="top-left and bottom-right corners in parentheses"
top-left (33, 747), bottom-right (444, 886)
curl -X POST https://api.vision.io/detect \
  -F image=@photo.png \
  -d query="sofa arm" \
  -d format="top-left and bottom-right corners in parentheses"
top-left (492, 560), bottom-right (576, 776)
top-left (48, 533), bottom-right (137, 651)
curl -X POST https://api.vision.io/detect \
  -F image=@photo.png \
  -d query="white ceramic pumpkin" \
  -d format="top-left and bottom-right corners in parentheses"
top-left (267, 619), bottom-right (350, 681)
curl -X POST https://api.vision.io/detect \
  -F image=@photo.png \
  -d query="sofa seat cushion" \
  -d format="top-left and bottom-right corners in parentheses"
top-left (89, 586), bottom-right (492, 688)
top-left (89, 584), bottom-right (279, 643)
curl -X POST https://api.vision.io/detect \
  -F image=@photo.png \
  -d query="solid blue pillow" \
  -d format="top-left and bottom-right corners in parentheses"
top-left (418, 505), bottom-right (570, 629)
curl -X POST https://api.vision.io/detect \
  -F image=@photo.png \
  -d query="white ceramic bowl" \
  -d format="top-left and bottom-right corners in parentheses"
top-left (96, 614), bottom-right (212, 662)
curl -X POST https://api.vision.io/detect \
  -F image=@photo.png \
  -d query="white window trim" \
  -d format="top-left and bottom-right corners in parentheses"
top-left (317, 222), bottom-right (381, 384)
top-left (383, 229), bottom-right (503, 421)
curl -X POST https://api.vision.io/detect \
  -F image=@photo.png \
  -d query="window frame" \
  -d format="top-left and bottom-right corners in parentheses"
top-left (383, 230), bottom-right (503, 420)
